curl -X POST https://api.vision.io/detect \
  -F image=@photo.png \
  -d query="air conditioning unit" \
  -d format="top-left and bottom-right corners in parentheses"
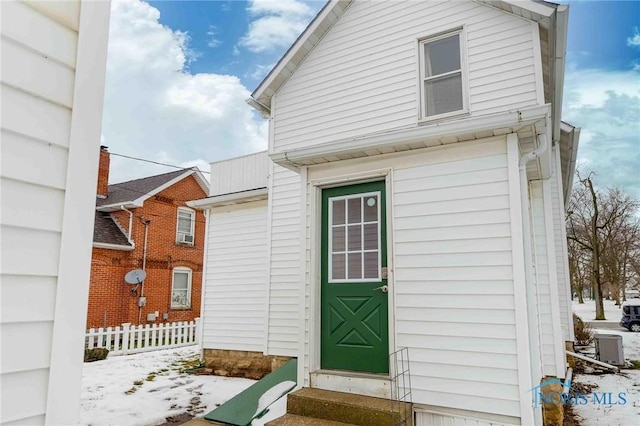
top-left (178, 233), bottom-right (194, 244)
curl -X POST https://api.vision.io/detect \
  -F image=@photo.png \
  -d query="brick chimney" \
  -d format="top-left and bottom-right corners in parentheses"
top-left (97, 146), bottom-right (110, 199)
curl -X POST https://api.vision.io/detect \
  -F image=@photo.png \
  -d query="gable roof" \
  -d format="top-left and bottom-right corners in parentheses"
top-left (93, 211), bottom-right (133, 249)
top-left (248, 0), bottom-right (569, 153)
top-left (96, 168), bottom-right (209, 212)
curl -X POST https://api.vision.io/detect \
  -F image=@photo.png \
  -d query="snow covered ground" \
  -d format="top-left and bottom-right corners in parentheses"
top-left (80, 345), bottom-right (288, 426)
top-left (572, 299), bottom-right (640, 425)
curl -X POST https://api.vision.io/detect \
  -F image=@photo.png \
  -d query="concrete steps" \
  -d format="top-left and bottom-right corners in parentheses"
top-left (268, 388), bottom-right (412, 426)
top-left (267, 413), bottom-right (354, 425)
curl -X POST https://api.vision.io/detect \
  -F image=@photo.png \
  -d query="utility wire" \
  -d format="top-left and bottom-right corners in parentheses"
top-left (110, 152), bottom-right (210, 174)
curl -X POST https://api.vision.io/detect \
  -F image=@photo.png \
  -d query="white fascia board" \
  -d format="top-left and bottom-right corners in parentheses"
top-left (187, 188), bottom-right (268, 209)
top-left (96, 201), bottom-right (141, 212)
top-left (250, 0), bottom-right (352, 112)
top-left (93, 242), bottom-right (135, 251)
top-left (502, 0), bottom-right (556, 18)
top-left (271, 104), bottom-right (551, 169)
top-left (552, 5), bottom-right (569, 145)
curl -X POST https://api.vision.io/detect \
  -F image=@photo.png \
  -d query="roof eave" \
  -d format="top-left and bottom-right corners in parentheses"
top-left (92, 242), bottom-right (135, 251)
top-left (187, 188), bottom-right (269, 209)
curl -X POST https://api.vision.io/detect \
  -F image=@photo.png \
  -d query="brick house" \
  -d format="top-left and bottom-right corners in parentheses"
top-left (88, 147), bottom-right (209, 328)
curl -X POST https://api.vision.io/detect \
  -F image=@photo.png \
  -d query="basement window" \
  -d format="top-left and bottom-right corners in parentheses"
top-left (418, 29), bottom-right (467, 120)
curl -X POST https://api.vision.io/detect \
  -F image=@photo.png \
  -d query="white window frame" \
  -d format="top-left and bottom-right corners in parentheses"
top-left (171, 267), bottom-right (192, 309)
top-left (176, 207), bottom-right (195, 244)
top-left (328, 191), bottom-right (382, 283)
top-left (417, 27), bottom-right (469, 122)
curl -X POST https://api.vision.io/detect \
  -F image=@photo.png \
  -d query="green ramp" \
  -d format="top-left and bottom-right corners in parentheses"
top-left (204, 359), bottom-right (297, 425)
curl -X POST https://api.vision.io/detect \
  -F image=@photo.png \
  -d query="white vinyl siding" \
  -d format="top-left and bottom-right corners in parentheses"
top-left (415, 409), bottom-right (517, 426)
top-left (0, 2), bottom-right (79, 423)
top-left (203, 201), bottom-right (268, 352)
top-left (551, 145), bottom-right (573, 340)
top-left (530, 181), bottom-right (557, 376)
top-left (267, 165), bottom-right (301, 356)
top-left (1, 1), bottom-right (110, 424)
top-left (304, 138), bottom-right (522, 418)
top-left (273, 0), bottom-right (538, 152)
top-left (393, 141), bottom-right (519, 418)
top-left (209, 151), bottom-right (269, 197)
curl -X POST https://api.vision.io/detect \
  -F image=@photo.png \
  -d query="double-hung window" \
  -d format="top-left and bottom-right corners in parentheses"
top-left (171, 267), bottom-right (192, 309)
top-left (419, 29), bottom-right (466, 119)
top-left (176, 207), bottom-right (195, 245)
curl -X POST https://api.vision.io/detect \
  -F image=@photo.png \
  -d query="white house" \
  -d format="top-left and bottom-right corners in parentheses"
top-left (1, 1), bottom-right (111, 424)
top-left (193, 1), bottom-right (580, 424)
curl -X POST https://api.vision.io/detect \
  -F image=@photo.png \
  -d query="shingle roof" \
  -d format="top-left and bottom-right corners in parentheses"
top-left (93, 212), bottom-right (132, 247)
top-left (96, 169), bottom-right (187, 207)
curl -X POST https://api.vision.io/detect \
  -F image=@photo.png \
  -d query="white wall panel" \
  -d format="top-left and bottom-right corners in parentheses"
top-left (274, 0), bottom-right (538, 152)
top-left (203, 201), bottom-right (268, 352)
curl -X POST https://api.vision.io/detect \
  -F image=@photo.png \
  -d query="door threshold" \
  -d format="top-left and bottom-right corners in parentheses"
top-left (310, 369), bottom-right (392, 399)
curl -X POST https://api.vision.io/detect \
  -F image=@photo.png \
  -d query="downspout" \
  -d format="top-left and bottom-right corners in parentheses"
top-left (138, 218), bottom-right (150, 324)
top-left (519, 133), bottom-right (548, 426)
top-left (120, 205), bottom-right (134, 244)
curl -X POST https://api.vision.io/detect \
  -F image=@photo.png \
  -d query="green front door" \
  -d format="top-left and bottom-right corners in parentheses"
top-left (321, 181), bottom-right (389, 374)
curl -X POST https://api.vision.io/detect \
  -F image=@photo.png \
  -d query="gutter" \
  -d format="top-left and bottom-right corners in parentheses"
top-left (93, 242), bottom-right (134, 251)
top-left (272, 105), bottom-right (551, 169)
top-left (187, 188), bottom-right (269, 209)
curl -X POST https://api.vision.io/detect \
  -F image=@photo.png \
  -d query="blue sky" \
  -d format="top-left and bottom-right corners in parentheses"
top-left (101, 0), bottom-right (639, 198)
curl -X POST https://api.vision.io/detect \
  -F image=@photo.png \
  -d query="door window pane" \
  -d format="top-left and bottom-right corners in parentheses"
top-left (363, 252), bottom-right (379, 279)
top-left (332, 254), bottom-right (345, 280)
top-left (364, 196), bottom-right (378, 222)
top-left (348, 198), bottom-right (361, 223)
top-left (363, 224), bottom-right (378, 250)
top-left (348, 225), bottom-right (361, 251)
top-left (332, 199), bottom-right (345, 225)
top-left (348, 253), bottom-right (362, 279)
top-left (332, 227), bottom-right (345, 252)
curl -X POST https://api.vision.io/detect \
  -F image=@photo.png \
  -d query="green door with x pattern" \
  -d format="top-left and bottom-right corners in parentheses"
top-left (321, 181), bottom-right (389, 374)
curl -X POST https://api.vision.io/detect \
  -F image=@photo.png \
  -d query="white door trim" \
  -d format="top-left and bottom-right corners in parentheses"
top-left (306, 167), bottom-right (396, 393)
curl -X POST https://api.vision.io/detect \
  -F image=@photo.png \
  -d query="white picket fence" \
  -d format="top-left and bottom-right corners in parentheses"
top-left (85, 318), bottom-right (200, 356)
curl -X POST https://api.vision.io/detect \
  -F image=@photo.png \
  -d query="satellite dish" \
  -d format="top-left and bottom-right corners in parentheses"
top-left (125, 269), bottom-right (146, 284)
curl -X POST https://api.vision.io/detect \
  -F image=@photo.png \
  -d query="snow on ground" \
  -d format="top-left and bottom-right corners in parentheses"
top-left (572, 298), bottom-right (624, 323)
top-left (572, 299), bottom-right (640, 425)
top-left (80, 345), bottom-right (261, 426)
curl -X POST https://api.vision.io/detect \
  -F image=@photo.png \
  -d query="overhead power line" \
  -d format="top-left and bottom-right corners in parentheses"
top-left (110, 152), bottom-right (210, 174)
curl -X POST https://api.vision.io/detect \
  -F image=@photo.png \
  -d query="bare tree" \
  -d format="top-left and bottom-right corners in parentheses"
top-left (567, 172), bottom-right (640, 320)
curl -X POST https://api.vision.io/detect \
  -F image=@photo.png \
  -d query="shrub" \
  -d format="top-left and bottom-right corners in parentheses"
top-left (84, 348), bottom-right (109, 362)
top-left (573, 314), bottom-right (594, 346)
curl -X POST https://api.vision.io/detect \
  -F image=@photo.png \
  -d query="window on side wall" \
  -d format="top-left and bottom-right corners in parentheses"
top-left (419, 29), bottom-right (466, 120)
top-left (176, 207), bottom-right (195, 245)
top-left (171, 267), bottom-right (192, 309)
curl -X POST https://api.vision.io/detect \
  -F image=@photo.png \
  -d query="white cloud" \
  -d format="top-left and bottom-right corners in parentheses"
top-left (563, 67), bottom-right (640, 198)
top-left (238, 0), bottom-right (316, 53)
top-left (207, 25), bottom-right (221, 48)
top-left (249, 62), bottom-right (277, 81)
top-left (627, 27), bottom-right (640, 47)
top-left (102, 0), bottom-right (267, 184)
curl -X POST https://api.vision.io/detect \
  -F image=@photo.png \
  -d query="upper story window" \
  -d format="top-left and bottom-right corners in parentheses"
top-left (419, 29), bottom-right (467, 120)
top-left (176, 207), bottom-right (195, 245)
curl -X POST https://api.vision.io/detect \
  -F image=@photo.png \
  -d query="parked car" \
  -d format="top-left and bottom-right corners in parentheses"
top-left (620, 300), bottom-right (640, 332)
